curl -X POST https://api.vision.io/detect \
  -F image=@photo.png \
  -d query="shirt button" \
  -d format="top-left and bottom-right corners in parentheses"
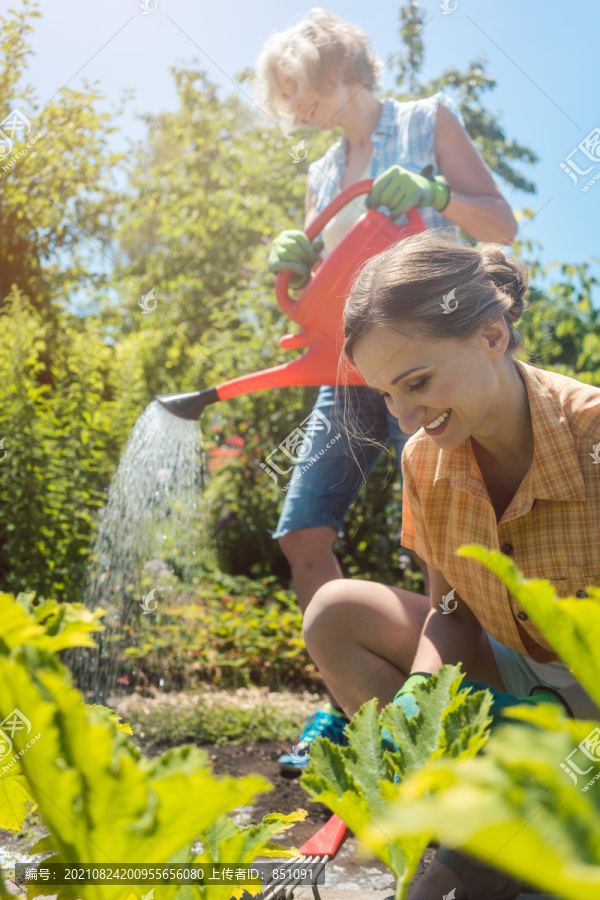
top-left (501, 543), bottom-right (514, 555)
top-left (517, 611), bottom-right (528, 621)
top-left (576, 590), bottom-right (587, 598)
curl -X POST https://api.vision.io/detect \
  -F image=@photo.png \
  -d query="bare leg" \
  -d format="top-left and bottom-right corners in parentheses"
top-left (303, 578), bottom-right (505, 718)
top-left (303, 578), bottom-right (430, 717)
top-left (278, 528), bottom-right (434, 715)
top-left (278, 525), bottom-right (344, 711)
top-left (303, 577), bottom-right (509, 900)
top-left (278, 525), bottom-right (341, 614)
top-left (406, 853), bottom-right (521, 900)
top-left (407, 857), bottom-right (468, 900)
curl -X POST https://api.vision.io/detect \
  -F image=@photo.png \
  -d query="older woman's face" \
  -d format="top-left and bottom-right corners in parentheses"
top-left (352, 322), bottom-right (510, 450)
top-left (274, 65), bottom-right (346, 128)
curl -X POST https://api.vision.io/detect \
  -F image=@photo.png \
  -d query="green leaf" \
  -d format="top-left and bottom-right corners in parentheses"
top-left (300, 667), bottom-right (491, 898)
top-left (0, 592), bottom-right (44, 651)
top-left (194, 809), bottom-right (306, 900)
top-left (0, 591), bottom-right (306, 889)
top-left (86, 704), bottom-right (133, 736)
top-left (0, 768), bottom-right (35, 832)
top-left (343, 700), bottom-right (389, 803)
top-left (366, 717), bottom-right (600, 900)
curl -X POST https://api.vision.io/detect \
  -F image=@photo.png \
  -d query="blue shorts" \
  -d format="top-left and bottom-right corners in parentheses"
top-left (273, 384), bottom-right (410, 540)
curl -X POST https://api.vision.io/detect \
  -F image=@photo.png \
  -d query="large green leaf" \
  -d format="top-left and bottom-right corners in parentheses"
top-left (0, 592), bottom-right (103, 655)
top-left (0, 592), bottom-right (44, 651)
top-left (0, 593), bottom-right (306, 900)
top-left (300, 667), bottom-right (492, 899)
top-left (366, 708), bottom-right (600, 900)
top-left (0, 767), bottom-right (34, 833)
top-left (380, 667), bottom-right (491, 779)
top-left (195, 809), bottom-right (306, 900)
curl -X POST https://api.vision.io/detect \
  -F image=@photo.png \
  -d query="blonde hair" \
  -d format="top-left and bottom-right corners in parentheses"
top-left (343, 232), bottom-right (529, 365)
top-left (253, 8), bottom-right (382, 133)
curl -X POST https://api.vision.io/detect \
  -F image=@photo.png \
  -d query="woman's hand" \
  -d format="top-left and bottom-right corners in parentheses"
top-left (268, 229), bottom-right (323, 290)
top-left (365, 164), bottom-right (450, 220)
top-left (381, 672), bottom-right (431, 754)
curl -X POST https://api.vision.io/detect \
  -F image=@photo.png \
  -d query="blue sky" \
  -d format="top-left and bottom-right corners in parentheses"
top-left (20, 0), bottom-right (600, 287)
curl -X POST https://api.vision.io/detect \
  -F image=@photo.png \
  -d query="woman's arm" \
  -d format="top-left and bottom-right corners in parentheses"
top-left (434, 103), bottom-right (517, 245)
top-left (409, 565), bottom-right (505, 689)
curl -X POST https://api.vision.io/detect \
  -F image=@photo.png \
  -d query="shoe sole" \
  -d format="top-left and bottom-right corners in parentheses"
top-left (278, 761), bottom-right (309, 774)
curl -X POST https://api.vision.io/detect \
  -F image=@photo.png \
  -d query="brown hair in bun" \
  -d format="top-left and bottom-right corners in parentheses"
top-left (344, 231), bottom-right (529, 362)
top-left (479, 244), bottom-right (528, 324)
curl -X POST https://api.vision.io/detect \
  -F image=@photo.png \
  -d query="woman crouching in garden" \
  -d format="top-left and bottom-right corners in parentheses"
top-left (303, 231), bottom-right (600, 900)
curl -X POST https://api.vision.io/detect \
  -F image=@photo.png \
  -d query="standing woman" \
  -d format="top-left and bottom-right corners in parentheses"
top-left (253, 8), bottom-right (517, 773)
top-left (304, 230), bottom-right (600, 899)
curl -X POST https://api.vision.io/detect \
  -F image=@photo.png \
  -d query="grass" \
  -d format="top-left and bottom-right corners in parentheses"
top-left (116, 687), bottom-right (325, 751)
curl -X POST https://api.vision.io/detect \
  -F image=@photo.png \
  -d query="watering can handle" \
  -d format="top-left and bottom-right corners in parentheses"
top-left (274, 178), bottom-right (423, 318)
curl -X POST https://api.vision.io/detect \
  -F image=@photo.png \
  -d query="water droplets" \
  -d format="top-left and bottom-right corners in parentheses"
top-left (71, 401), bottom-right (207, 702)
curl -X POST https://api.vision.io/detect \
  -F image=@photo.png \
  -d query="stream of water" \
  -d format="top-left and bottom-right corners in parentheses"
top-left (70, 401), bottom-right (206, 703)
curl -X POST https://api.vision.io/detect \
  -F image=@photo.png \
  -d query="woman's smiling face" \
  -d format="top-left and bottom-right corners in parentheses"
top-left (352, 321), bottom-right (509, 449)
top-left (274, 66), bottom-right (346, 129)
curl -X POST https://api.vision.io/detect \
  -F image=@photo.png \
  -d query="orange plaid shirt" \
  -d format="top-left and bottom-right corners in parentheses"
top-left (401, 359), bottom-right (600, 663)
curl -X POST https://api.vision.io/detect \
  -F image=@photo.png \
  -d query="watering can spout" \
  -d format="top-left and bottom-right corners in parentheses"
top-left (155, 387), bottom-right (219, 420)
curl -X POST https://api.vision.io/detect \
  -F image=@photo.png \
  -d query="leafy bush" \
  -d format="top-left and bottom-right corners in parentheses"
top-left (519, 257), bottom-right (600, 384)
top-left (299, 666), bottom-right (492, 900)
top-left (118, 571), bottom-right (317, 692)
top-left (0, 590), bottom-right (304, 899)
top-left (124, 697), bottom-right (310, 751)
top-left (0, 289), bottom-right (145, 602)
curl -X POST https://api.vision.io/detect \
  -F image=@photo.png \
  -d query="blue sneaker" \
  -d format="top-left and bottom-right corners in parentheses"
top-left (278, 703), bottom-right (349, 774)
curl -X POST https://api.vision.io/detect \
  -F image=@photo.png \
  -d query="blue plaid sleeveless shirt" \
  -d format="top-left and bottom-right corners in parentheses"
top-left (308, 91), bottom-right (462, 235)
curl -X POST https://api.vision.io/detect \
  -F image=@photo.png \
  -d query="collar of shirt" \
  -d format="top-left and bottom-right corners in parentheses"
top-left (334, 97), bottom-right (396, 172)
top-left (432, 359), bottom-right (587, 522)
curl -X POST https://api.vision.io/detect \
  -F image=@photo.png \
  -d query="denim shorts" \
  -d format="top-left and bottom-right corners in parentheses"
top-left (272, 384), bottom-right (410, 540)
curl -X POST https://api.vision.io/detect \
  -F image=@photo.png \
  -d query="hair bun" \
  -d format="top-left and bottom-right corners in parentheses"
top-left (480, 246), bottom-right (528, 321)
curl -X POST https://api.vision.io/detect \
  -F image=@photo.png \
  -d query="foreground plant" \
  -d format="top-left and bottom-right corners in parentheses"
top-left (0, 592), bottom-right (302, 900)
top-left (363, 547), bottom-right (600, 900)
top-left (299, 666), bottom-right (493, 899)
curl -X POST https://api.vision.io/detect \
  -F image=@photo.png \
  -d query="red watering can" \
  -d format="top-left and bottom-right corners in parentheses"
top-left (156, 180), bottom-right (425, 419)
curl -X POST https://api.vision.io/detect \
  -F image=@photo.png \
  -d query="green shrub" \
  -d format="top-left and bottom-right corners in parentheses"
top-left (118, 571), bottom-right (317, 692)
top-left (0, 589), bottom-right (304, 899)
top-left (0, 288), bottom-right (146, 602)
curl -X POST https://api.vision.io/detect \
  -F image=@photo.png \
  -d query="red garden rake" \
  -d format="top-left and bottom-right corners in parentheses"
top-left (260, 814), bottom-right (351, 900)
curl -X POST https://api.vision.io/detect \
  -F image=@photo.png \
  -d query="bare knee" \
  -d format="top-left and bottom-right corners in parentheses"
top-left (278, 525), bottom-right (336, 566)
top-left (303, 578), bottom-right (348, 652)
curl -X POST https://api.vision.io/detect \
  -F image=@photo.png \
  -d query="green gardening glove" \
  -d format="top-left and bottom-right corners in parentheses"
top-left (381, 672), bottom-right (431, 755)
top-left (461, 680), bottom-right (573, 727)
top-left (527, 685), bottom-right (574, 717)
top-left (268, 229), bottom-right (324, 291)
top-left (365, 164), bottom-right (450, 220)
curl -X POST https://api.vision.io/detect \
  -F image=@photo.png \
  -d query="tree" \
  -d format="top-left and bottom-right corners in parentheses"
top-left (109, 66), bottom-right (333, 396)
top-left (515, 232), bottom-right (600, 383)
top-left (394, 1), bottom-right (537, 193)
top-left (0, 0), bottom-right (125, 310)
